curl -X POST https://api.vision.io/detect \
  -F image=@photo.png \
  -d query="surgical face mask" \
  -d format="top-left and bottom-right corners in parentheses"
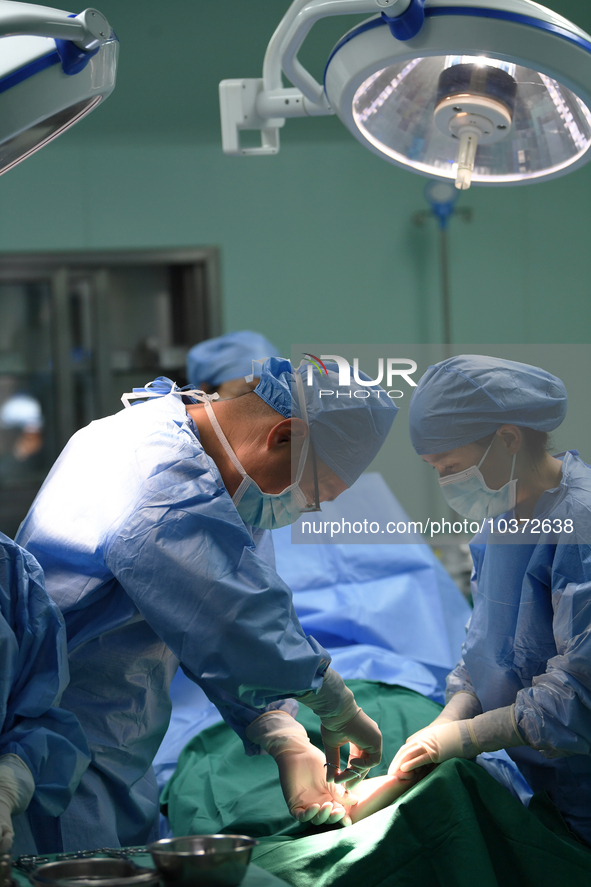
top-left (438, 437), bottom-right (517, 521)
top-left (201, 375), bottom-right (319, 530)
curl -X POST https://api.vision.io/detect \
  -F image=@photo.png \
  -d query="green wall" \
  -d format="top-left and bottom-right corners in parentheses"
top-left (2, 1), bottom-right (591, 522)
top-left (3, 0), bottom-right (591, 353)
top-left (2, 131), bottom-right (591, 353)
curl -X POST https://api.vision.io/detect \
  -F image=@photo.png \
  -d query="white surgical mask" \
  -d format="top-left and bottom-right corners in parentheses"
top-left (203, 372), bottom-right (317, 530)
top-left (438, 437), bottom-right (517, 521)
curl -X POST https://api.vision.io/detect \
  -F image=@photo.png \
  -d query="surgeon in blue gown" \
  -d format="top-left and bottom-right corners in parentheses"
top-left (17, 358), bottom-right (397, 850)
top-left (0, 533), bottom-right (89, 856)
top-left (390, 354), bottom-right (591, 845)
top-left (183, 331), bottom-right (470, 702)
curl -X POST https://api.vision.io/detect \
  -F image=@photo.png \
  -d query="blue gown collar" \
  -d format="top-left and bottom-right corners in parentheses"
top-left (532, 450), bottom-right (579, 519)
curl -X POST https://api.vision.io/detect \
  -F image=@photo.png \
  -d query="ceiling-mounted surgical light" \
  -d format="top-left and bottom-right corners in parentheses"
top-left (219, 0), bottom-right (591, 189)
top-left (0, 2), bottom-right (117, 178)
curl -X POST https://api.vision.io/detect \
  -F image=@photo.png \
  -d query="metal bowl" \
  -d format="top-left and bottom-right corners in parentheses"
top-left (147, 835), bottom-right (259, 887)
top-left (29, 859), bottom-right (161, 887)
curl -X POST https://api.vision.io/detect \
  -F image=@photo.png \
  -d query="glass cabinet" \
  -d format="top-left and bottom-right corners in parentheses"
top-left (0, 248), bottom-right (221, 536)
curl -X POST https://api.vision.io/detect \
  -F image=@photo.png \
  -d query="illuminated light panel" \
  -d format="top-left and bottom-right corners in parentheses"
top-left (351, 57), bottom-right (591, 184)
top-left (356, 58), bottom-right (422, 125)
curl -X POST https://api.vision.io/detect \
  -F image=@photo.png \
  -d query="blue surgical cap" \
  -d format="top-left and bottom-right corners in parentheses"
top-left (187, 331), bottom-right (280, 388)
top-left (409, 355), bottom-right (568, 455)
top-left (254, 357), bottom-right (398, 487)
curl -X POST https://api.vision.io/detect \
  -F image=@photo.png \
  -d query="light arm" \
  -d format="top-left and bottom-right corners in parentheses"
top-left (219, 0), bottom-right (409, 155)
top-left (275, 0), bottom-right (408, 105)
top-left (0, 3), bottom-right (111, 50)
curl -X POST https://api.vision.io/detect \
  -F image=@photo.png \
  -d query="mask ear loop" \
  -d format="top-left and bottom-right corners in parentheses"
top-left (479, 433), bottom-right (518, 484)
top-left (477, 436), bottom-right (496, 469)
top-left (200, 399), bottom-right (248, 480)
top-left (200, 398), bottom-right (255, 509)
top-left (509, 452), bottom-right (517, 482)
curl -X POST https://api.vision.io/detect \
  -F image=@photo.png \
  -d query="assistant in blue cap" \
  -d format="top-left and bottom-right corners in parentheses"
top-left (17, 357), bottom-right (397, 849)
top-left (186, 331), bottom-right (280, 399)
top-left (408, 354), bottom-right (567, 456)
top-left (391, 354), bottom-right (591, 846)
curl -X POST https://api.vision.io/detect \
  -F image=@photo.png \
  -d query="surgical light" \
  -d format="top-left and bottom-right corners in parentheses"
top-left (0, 2), bottom-right (117, 178)
top-left (219, 0), bottom-right (591, 189)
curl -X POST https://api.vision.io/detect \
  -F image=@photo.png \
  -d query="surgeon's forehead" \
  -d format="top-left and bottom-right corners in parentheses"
top-left (421, 445), bottom-right (472, 464)
top-left (422, 450), bottom-right (451, 462)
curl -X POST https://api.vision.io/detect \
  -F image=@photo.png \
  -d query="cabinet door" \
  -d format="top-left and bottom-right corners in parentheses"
top-left (0, 250), bottom-right (219, 536)
top-left (0, 278), bottom-right (57, 535)
top-left (94, 263), bottom-right (210, 416)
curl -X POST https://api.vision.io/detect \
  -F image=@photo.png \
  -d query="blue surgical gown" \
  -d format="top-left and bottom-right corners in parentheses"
top-left (447, 451), bottom-right (591, 843)
top-left (16, 393), bottom-right (329, 850)
top-left (0, 532), bottom-right (89, 855)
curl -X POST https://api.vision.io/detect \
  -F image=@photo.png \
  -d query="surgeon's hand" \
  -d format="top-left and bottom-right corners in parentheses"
top-left (388, 722), bottom-right (466, 774)
top-left (274, 735), bottom-right (359, 826)
top-left (0, 793), bottom-right (13, 854)
top-left (298, 669), bottom-right (382, 788)
top-left (402, 692), bottom-right (484, 748)
top-left (321, 710), bottom-right (382, 788)
top-left (0, 754), bottom-right (35, 853)
top-left (246, 711), bottom-right (358, 826)
top-left (389, 705), bottom-right (525, 775)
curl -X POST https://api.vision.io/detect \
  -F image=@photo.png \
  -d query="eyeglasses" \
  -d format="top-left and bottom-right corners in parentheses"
top-left (299, 438), bottom-right (321, 514)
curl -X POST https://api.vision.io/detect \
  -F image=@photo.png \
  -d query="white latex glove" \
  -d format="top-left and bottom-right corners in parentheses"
top-left (389, 704), bottom-right (525, 775)
top-left (246, 711), bottom-right (358, 826)
top-left (404, 692), bottom-right (483, 746)
top-left (0, 754), bottom-right (35, 853)
top-left (298, 668), bottom-right (382, 788)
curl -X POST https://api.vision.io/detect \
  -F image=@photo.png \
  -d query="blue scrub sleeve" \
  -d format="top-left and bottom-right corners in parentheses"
top-left (445, 658), bottom-right (478, 704)
top-left (0, 539), bottom-right (90, 816)
top-left (515, 558), bottom-right (591, 756)
top-left (105, 497), bottom-right (330, 747)
top-left (466, 533), bottom-right (591, 757)
top-left (446, 604), bottom-right (476, 704)
top-left (180, 675), bottom-right (299, 755)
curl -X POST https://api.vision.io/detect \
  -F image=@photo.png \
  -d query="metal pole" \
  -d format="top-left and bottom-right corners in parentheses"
top-left (439, 223), bottom-right (452, 353)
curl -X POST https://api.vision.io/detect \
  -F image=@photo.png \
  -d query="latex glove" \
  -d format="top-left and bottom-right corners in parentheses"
top-left (389, 704), bottom-right (525, 775)
top-left (298, 669), bottom-right (382, 788)
top-left (0, 754), bottom-right (35, 853)
top-left (246, 711), bottom-right (358, 826)
top-left (404, 692), bottom-right (483, 746)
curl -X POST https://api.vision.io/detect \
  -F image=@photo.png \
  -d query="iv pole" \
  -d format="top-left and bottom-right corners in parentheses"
top-left (413, 181), bottom-right (472, 352)
top-left (413, 182), bottom-right (475, 588)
